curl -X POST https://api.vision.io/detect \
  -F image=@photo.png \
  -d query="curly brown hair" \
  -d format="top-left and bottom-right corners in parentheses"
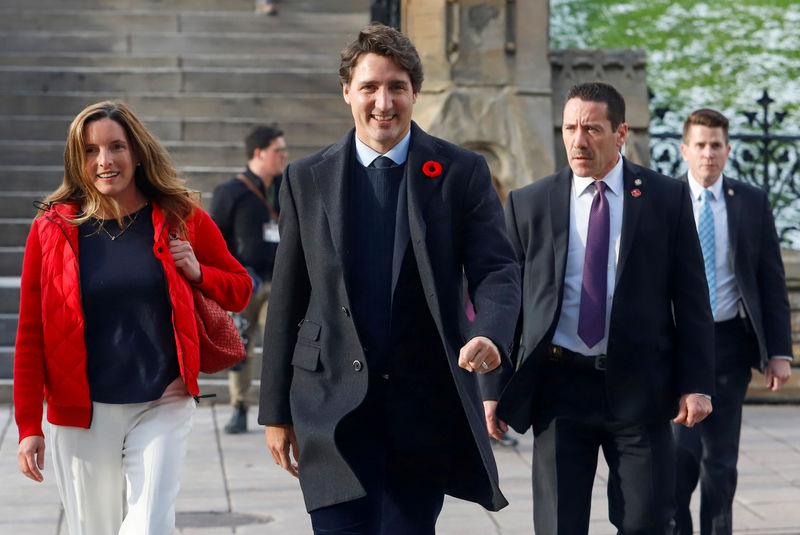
top-left (339, 23), bottom-right (424, 93)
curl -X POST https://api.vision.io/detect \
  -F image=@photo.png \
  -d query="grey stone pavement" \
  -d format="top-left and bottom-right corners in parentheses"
top-left (2, 403), bottom-right (800, 534)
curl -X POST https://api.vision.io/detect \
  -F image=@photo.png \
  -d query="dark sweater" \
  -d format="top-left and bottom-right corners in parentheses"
top-left (347, 155), bottom-right (405, 375)
top-left (210, 167), bottom-right (281, 281)
top-left (78, 204), bottom-right (179, 403)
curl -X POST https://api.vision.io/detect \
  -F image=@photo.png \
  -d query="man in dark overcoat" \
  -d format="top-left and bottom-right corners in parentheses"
top-left (258, 24), bottom-right (520, 534)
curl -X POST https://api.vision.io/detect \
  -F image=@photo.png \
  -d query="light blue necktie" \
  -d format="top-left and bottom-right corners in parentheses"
top-left (698, 189), bottom-right (716, 319)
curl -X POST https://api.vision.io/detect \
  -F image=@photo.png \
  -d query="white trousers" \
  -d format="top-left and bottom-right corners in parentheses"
top-left (49, 379), bottom-right (195, 535)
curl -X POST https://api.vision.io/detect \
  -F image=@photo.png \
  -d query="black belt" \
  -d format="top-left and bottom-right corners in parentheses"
top-left (715, 316), bottom-right (743, 330)
top-left (546, 345), bottom-right (607, 372)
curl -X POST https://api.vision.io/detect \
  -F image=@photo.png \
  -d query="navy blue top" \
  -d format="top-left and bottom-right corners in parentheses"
top-left (78, 203), bottom-right (180, 403)
top-left (347, 153), bottom-right (405, 375)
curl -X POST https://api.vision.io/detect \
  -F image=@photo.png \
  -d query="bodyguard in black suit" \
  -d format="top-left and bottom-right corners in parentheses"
top-left (672, 109), bottom-right (793, 535)
top-left (484, 83), bottom-right (716, 534)
top-left (258, 24), bottom-right (520, 534)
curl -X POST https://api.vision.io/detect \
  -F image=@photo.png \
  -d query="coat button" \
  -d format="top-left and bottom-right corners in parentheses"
top-left (341, 306), bottom-right (350, 317)
top-left (352, 360), bottom-right (362, 372)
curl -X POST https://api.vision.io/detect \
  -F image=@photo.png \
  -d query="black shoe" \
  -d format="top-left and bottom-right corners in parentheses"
top-left (224, 403), bottom-right (248, 434)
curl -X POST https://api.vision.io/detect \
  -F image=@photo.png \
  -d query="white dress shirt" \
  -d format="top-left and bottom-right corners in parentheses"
top-left (687, 173), bottom-right (791, 363)
top-left (687, 172), bottom-right (740, 322)
top-left (354, 130), bottom-right (411, 168)
top-left (552, 156), bottom-right (624, 356)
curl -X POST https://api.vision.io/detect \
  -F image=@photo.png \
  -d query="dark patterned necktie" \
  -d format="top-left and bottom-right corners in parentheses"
top-left (370, 156), bottom-right (396, 169)
top-left (578, 181), bottom-right (609, 348)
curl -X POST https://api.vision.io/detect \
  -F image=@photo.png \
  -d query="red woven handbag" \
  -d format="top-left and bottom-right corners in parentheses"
top-left (192, 286), bottom-right (246, 374)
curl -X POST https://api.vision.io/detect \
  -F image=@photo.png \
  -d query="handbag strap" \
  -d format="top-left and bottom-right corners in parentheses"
top-left (235, 173), bottom-right (279, 222)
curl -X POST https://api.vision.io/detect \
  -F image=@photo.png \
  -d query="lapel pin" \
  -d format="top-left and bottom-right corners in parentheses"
top-left (631, 189), bottom-right (642, 198)
top-left (634, 178), bottom-right (642, 186)
top-left (727, 188), bottom-right (734, 196)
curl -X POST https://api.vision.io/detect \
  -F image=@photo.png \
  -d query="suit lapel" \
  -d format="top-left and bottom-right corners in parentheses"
top-left (391, 175), bottom-right (409, 295)
top-left (722, 176), bottom-right (740, 264)
top-left (398, 123), bottom-right (449, 305)
top-left (405, 123), bottom-right (447, 240)
top-left (311, 131), bottom-right (354, 287)
top-left (615, 159), bottom-right (644, 287)
top-left (549, 168), bottom-right (572, 292)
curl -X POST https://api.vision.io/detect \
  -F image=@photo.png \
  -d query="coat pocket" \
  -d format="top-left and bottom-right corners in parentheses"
top-left (291, 319), bottom-right (321, 371)
top-left (297, 319), bottom-right (321, 341)
top-left (291, 342), bottom-right (320, 371)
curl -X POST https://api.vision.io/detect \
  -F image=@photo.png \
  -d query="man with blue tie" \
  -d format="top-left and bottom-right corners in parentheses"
top-left (484, 82), bottom-right (716, 533)
top-left (673, 108), bottom-right (794, 535)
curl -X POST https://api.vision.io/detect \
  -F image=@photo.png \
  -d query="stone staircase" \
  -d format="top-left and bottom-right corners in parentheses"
top-left (0, 0), bottom-right (370, 399)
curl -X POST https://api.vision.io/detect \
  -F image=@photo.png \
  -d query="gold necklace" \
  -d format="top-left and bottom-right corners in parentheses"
top-left (98, 203), bottom-right (147, 241)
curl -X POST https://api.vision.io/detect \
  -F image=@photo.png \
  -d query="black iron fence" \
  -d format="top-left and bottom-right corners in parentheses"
top-left (650, 91), bottom-right (800, 245)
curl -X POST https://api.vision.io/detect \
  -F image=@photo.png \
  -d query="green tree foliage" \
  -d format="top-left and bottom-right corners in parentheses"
top-left (550, 0), bottom-right (800, 132)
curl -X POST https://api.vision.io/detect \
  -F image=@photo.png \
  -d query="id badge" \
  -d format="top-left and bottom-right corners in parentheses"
top-left (263, 222), bottom-right (280, 243)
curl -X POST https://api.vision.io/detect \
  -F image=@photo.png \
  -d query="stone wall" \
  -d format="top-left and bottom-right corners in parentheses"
top-left (405, 1), bottom-right (652, 191)
top-left (549, 48), bottom-right (650, 170)
top-left (405, 0), bottom-right (556, 196)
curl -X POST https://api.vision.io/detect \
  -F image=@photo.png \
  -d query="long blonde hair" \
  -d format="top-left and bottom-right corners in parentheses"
top-left (43, 100), bottom-right (196, 232)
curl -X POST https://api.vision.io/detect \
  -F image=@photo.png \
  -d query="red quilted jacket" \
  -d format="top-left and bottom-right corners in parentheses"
top-left (14, 202), bottom-right (251, 441)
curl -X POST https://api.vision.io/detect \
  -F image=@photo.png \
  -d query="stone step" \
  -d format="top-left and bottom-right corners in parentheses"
top-left (167, 118), bottom-right (350, 145)
top-left (0, 9), bottom-right (366, 34)
top-left (0, 167), bottom-right (64, 192)
top-left (179, 10), bottom-right (367, 34)
top-left (0, 52), bottom-right (333, 69)
top-left (0, 220), bottom-right (32, 247)
top-left (0, 280), bottom-right (20, 314)
top-left (0, 0), bottom-right (253, 11)
top-left (0, 314), bottom-right (17, 346)
top-left (180, 53), bottom-right (335, 69)
top-left (0, 30), bottom-right (354, 56)
top-left (0, 165), bottom-right (263, 196)
top-left (0, 193), bottom-right (44, 219)
top-left (0, 92), bottom-right (349, 122)
top-left (0, 10), bottom-right (179, 33)
top-left (0, 139), bottom-right (319, 167)
top-left (0, 0), bottom-right (367, 12)
top-left (0, 53), bottom-right (178, 68)
top-left (0, 67), bottom-right (341, 95)
top-left (0, 115), bottom-right (352, 145)
top-left (0, 349), bottom-right (12, 383)
top-left (0, 247), bottom-right (23, 276)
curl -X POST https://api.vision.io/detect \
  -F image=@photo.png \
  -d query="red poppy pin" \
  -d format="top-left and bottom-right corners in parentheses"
top-left (422, 160), bottom-right (442, 178)
top-left (631, 189), bottom-right (642, 198)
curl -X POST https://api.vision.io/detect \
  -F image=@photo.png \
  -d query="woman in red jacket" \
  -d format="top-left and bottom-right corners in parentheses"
top-left (14, 101), bottom-right (251, 535)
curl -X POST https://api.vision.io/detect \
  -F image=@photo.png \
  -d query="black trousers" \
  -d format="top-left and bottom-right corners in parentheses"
top-left (309, 375), bottom-right (457, 535)
top-left (531, 364), bottom-right (675, 535)
top-left (672, 318), bottom-right (755, 535)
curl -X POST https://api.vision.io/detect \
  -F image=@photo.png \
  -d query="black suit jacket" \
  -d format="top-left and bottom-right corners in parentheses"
top-left (258, 122), bottom-right (520, 512)
top-left (495, 159), bottom-right (715, 433)
top-left (679, 174), bottom-right (793, 370)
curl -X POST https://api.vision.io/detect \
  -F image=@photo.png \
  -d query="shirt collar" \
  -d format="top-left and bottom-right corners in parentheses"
top-left (354, 129), bottom-right (411, 167)
top-left (687, 170), bottom-right (723, 201)
top-left (572, 155), bottom-right (624, 198)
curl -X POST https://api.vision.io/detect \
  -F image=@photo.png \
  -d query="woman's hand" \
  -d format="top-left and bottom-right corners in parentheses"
top-left (169, 238), bottom-right (202, 283)
top-left (18, 435), bottom-right (45, 482)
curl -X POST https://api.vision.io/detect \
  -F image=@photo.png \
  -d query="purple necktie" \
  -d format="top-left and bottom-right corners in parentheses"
top-left (578, 181), bottom-right (609, 348)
